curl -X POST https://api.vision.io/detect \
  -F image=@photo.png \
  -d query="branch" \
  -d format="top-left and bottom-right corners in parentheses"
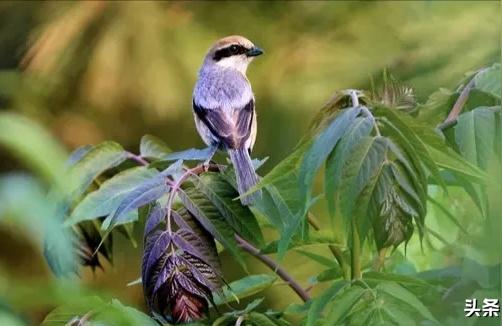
top-left (133, 157), bottom-right (311, 302)
top-left (437, 74), bottom-right (477, 131)
top-left (235, 234), bottom-right (311, 302)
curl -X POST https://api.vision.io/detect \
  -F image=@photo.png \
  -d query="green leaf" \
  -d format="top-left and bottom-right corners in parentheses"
top-left (193, 173), bottom-right (264, 247)
top-left (455, 106), bottom-right (500, 169)
top-left (376, 281), bottom-right (437, 322)
top-left (0, 175), bottom-right (77, 276)
top-left (382, 304), bottom-right (418, 326)
top-left (251, 141), bottom-right (310, 193)
top-left (140, 134), bottom-right (171, 160)
top-left (295, 249), bottom-right (336, 268)
top-left (248, 312), bottom-right (278, 326)
top-left (213, 274), bottom-right (276, 305)
top-left (314, 267), bottom-right (343, 283)
top-left (66, 166), bottom-right (159, 226)
top-left (339, 136), bottom-right (387, 220)
top-left (474, 64), bottom-right (501, 99)
top-left (164, 146), bottom-right (216, 161)
top-left (179, 185), bottom-right (246, 269)
top-left (42, 297), bottom-right (157, 326)
top-left (325, 115), bottom-right (374, 217)
top-left (375, 106), bottom-right (446, 190)
top-left (306, 280), bottom-right (349, 326)
top-left (102, 172), bottom-right (169, 230)
top-left (426, 145), bottom-right (487, 182)
top-left (324, 286), bottom-right (366, 325)
top-left (299, 106), bottom-right (361, 205)
top-left (97, 299), bottom-right (157, 326)
top-left (0, 113), bottom-right (67, 189)
top-left (41, 296), bottom-right (104, 326)
top-left (69, 141), bottom-right (128, 198)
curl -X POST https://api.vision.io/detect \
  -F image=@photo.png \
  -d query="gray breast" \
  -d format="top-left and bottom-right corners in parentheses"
top-left (193, 66), bottom-right (253, 111)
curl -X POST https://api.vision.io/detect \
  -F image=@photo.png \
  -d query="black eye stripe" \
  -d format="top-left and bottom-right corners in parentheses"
top-left (213, 44), bottom-right (248, 61)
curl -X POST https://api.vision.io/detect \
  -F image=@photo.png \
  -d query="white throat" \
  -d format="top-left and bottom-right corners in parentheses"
top-left (214, 56), bottom-right (251, 74)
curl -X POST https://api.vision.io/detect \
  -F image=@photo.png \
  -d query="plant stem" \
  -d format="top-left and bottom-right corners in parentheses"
top-left (307, 212), bottom-right (350, 280)
top-left (235, 234), bottom-right (311, 302)
top-left (437, 73), bottom-right (479, 131)
top-left (373, 248), bottom-right (387, 272)
top-left (126, 152), bottom-right (149, 166)
top-left (351, 220), bottom-right (362, 280)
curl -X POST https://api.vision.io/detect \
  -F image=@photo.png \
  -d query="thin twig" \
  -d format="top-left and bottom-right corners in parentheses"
top-left (235, 234), bottom-right (311, 302)
top-left (437, 73), bottom-right (479, 131)
top-left (126, 152), bottom-right (149, 166)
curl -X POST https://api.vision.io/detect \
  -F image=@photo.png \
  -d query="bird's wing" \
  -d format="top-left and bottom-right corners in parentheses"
top-left (193, 99), bottom-right (254, 149)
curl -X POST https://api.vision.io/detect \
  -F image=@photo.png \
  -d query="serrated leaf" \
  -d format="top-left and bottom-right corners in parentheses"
top-left (213, 274), bottom-right (276, 305)
top-left (376, 281), bottom-right (437, 322)
top-left (66, 167), bottom-right (159, 226)
top-left (173, 208), bottom-right (222, 274)
top-left (179, 186), bottom-right (246, 269)
top-left (306, 280), bottom-right (349, 326)
top-left (339, 136), bottom-right (387, 220)
top-left (325, 115), bottom-right (374, 217)
top-left (325, 286), bottom-right (366, 325)
top-left (103, 173), bottom-right (169, 230)
top-left (299, 106), bottom-right (361, 205)
top-left (140, 134), bottom-right (171, 160)
top-left (192, 173), bottom-right (264, 247)
top-left (375, 106), bottom-right (446, 190)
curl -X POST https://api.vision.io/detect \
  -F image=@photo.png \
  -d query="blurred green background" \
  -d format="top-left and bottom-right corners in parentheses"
top-left (0, 1), bottom-right (499, 324)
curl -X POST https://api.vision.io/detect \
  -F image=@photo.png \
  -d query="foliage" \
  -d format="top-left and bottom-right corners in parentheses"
top-left (0, 9), bottom-right (500, 323)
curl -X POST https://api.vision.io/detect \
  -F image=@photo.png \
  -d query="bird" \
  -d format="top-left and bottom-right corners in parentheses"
top-left (192, 35), bottom-right (263, 205)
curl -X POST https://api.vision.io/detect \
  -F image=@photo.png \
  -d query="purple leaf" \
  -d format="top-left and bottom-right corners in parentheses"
top-left (144, 204), bottom-right (166, 236)
top-left (142, 231), bottom-right (172, 283)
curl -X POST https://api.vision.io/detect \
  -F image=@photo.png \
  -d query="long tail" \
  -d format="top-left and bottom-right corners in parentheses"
top-left (228, 148), bottom-right (261, 205)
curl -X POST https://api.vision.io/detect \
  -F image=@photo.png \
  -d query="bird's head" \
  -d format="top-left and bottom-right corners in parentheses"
top-left (205, 35), bottom-right (263, 74)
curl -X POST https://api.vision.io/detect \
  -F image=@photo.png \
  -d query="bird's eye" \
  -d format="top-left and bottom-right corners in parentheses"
top-left (229, 45), bottom-right (239, 54)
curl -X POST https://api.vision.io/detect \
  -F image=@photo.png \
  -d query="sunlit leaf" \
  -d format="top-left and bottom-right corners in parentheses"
top-left (299, 106), bottom-right (361, 205)
top-left (66, 166), bottom-right (159, 226)
top-left (140, 134), bottom-right (172, 160)
top-left (102, 172), bottom-right (169, 230)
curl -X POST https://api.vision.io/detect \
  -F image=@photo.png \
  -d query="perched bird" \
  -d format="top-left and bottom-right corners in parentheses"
top-left (192, 35), bottom-right (263, 205)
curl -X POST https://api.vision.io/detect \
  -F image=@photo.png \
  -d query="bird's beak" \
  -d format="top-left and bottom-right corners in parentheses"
top-left (246, 46), bottom-right (264, 57)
